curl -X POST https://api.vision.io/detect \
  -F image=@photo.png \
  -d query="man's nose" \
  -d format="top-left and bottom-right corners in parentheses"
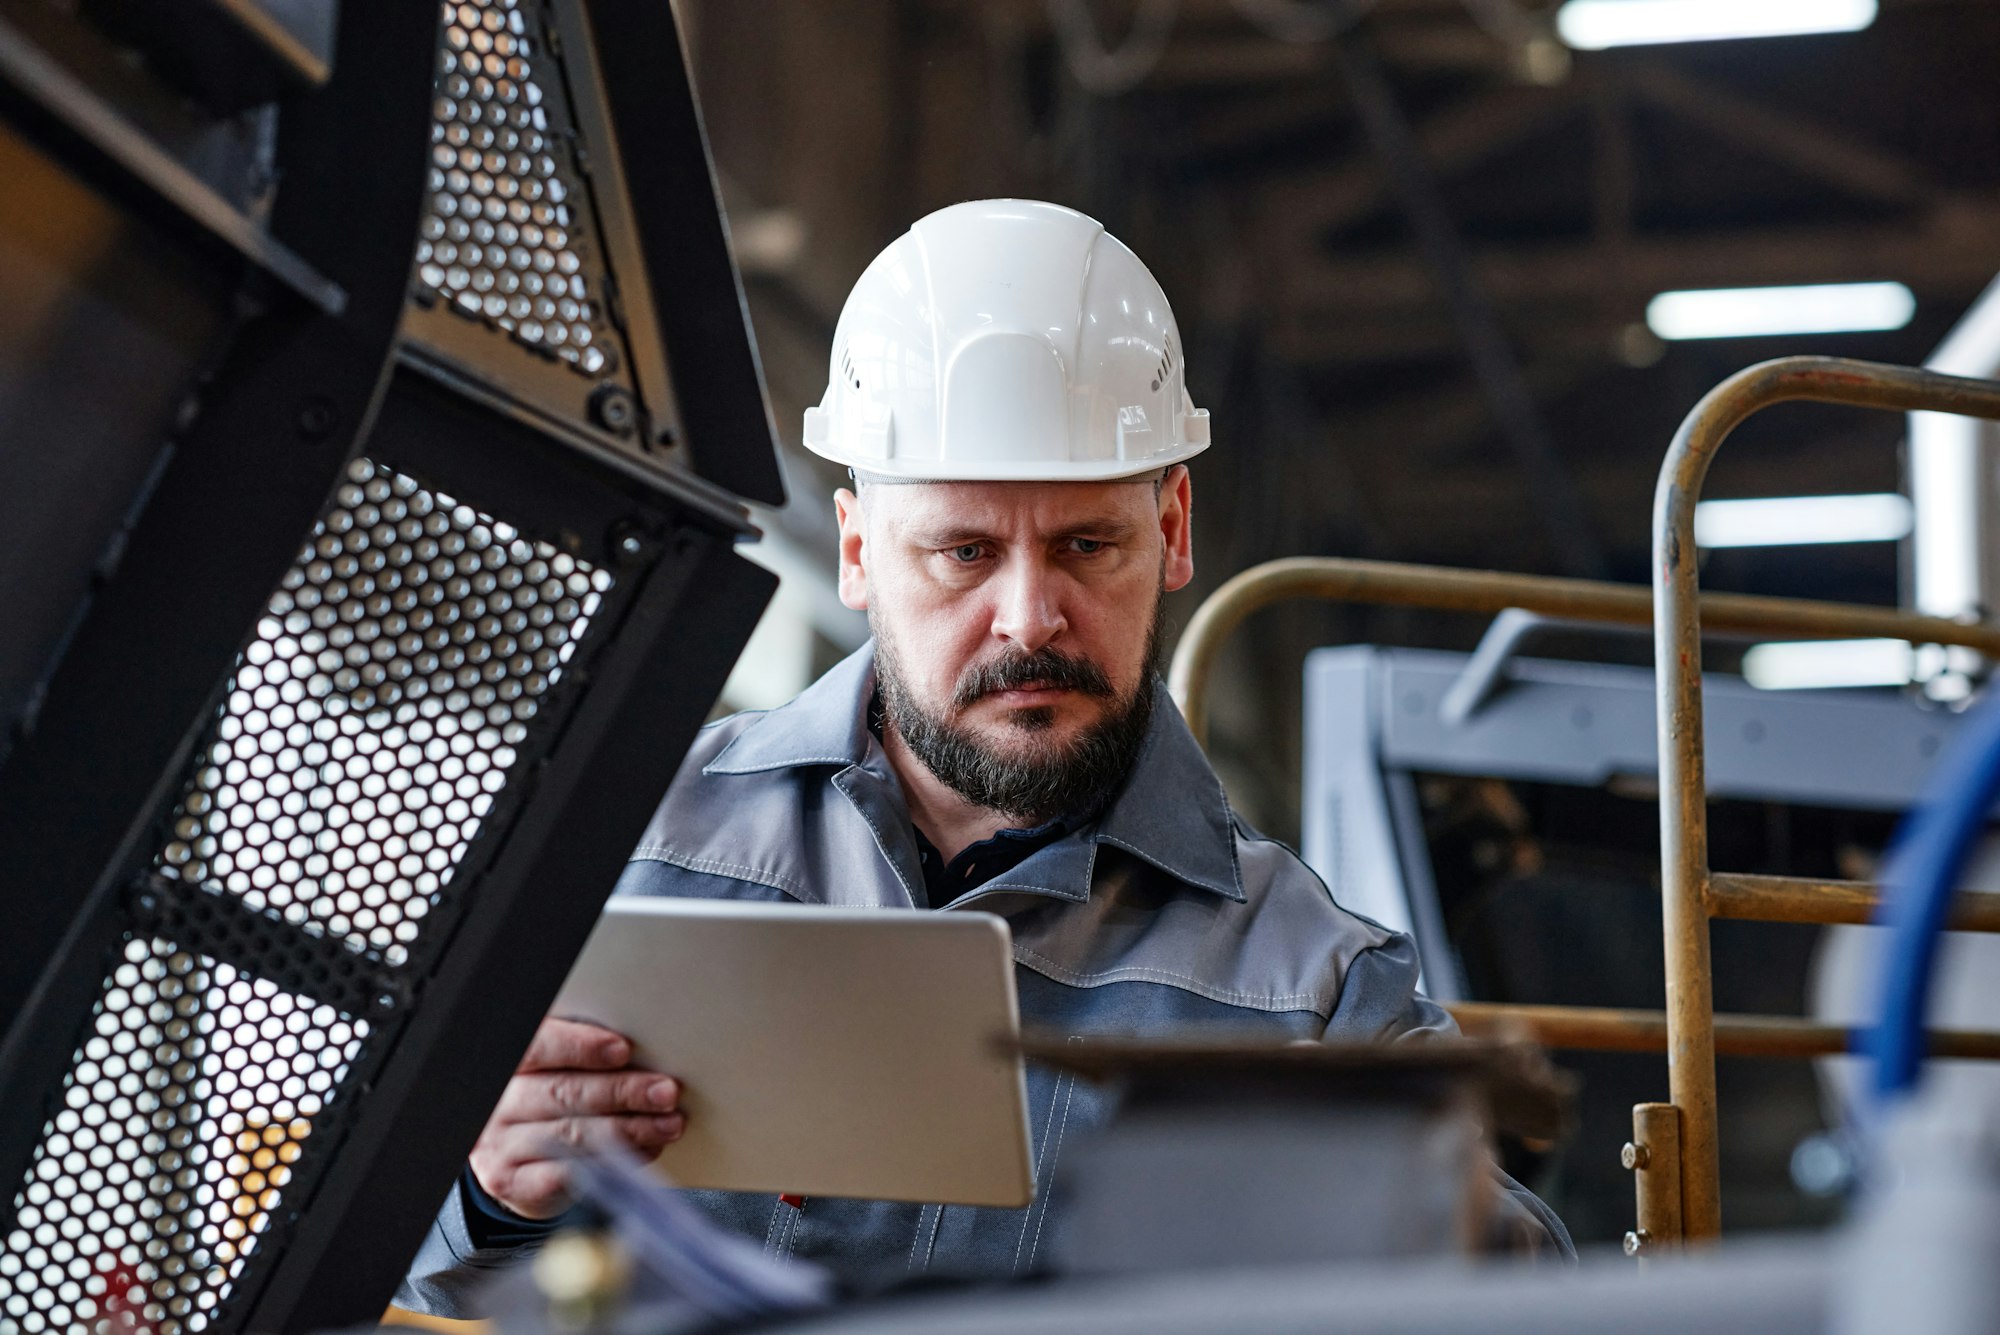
top-left (988, 557), bottom-right (1067, 654)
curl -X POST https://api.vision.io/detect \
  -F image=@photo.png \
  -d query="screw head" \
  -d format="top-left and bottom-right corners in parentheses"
top-left (1621, 1141), bottom-right (1650, 1171)
top-left (588, 385), bottom-right (638, 438)
top-left (1623, 1229), bottom-right (1650, 1257)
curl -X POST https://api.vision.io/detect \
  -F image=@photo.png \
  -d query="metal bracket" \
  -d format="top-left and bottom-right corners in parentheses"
top-left (1627, 1101), bottom-right (1684, 1259)
top-left (0, 15), bottom-right (345, 313)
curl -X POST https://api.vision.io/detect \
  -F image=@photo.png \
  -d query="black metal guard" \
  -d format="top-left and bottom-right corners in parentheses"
top-left (0, 4), bottom-right (782, 1331)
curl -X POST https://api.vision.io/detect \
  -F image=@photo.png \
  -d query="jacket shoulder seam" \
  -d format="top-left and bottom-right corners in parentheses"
top-left (1013, 945), bottom-right (1333, 1018)
top-left (1230, 825), bottom-right (1400, 948)
top-left (628, 846), bottom-right (806, 899)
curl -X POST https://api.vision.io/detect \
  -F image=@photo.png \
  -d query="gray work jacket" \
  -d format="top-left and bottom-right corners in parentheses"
top-left (400, 645), bottom-right (1570, 1315)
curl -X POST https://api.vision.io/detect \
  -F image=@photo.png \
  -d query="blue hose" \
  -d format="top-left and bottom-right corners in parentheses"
top-left (1866, 688), bottom-right (2000, 1106)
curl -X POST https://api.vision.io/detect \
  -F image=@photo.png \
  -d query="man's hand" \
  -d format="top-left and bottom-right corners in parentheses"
top-left (468, 1016), bottom-right (685, 1219)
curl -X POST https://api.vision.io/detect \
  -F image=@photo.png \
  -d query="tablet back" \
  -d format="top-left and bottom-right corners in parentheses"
top-left (553, 897), bottom-right (1035, 1207)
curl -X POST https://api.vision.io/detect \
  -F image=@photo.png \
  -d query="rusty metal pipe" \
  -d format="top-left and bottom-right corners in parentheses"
top-left (1653, 357), bottom-right (2000, 1241)
top-left (1445, 1001), bottom-right (2000, 1061)
top-left (1705, 872), bottom-right (2000, 931)
top-left (1628, 1103), bottom-right (1682, 1255)
top-left (1165, 556), bottom-right (2000, 747)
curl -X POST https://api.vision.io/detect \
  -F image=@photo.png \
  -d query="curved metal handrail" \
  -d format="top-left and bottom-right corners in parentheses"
top-left (1166, 556), bottom-right (2000, 746)
top-left (1166, 356), bottom-right (2000, 1250)
top-left (1650, 356), bottom-right (2000, 1240)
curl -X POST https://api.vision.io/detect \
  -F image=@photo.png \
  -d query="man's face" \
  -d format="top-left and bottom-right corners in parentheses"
top-left (834, 468), bottom-right (1195, 818)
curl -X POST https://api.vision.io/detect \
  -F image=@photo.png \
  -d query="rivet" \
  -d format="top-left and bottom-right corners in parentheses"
top-left (296, 398), bottom-right (338, 442)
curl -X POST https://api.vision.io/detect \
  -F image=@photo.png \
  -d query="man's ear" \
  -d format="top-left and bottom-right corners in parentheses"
top-left (1159, 465), bottom-right (1194, 593)
top-left (834, 487), bottom-right (869, 611)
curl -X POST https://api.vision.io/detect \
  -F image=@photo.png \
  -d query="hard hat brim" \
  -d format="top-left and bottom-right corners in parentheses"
top-left (802, 438), bottom-right (1208, 483)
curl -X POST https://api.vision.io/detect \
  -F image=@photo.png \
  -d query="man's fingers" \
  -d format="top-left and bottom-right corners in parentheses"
top-left (629, 1113), bottom-right (685, 1158)
top-left (520, 1017), bottom-right (632, 1073)
top-left (472, 1111), bottom-right (687, 1216)
top-left (511, 1112), bottom-right (685, 1161)
top-left (496, 1070), bottom-right (680, 1122)
top-left (472, 1158), bottom-right (573, 1221)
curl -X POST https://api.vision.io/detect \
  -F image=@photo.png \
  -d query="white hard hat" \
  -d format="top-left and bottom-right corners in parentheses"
top-left (802, 199), bottom-right (1211, 482)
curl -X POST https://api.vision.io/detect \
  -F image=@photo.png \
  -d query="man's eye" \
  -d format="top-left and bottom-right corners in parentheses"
top-left (1069, 538), bottom-right (1105, 555)
top-left (948, 544), bottom-right (984, 563)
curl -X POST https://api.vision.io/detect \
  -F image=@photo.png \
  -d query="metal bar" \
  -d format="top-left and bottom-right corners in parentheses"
top-left (578, 0), bottom-right (786, 505)
top-left (0, 15), bottom-right (345, 313)
top-left (398, 345), bottom-right (754, 537)
top-left (1627, 1103), bottom-right (1682, 1256)
top-left (1444, 1001), bottom-right (2000, 1061)
top-left (1706, 871), bottom-right (2000, 932)
top-left (130, 873), bottom-right (396, 1020)
top-left (1440, 612), bottom-right (1779, 727)
top-left (1652, 356), bottom-right (2000, 1241)
top-left (1438, 607), bottom-right (1544, 726)
top-left (1327, 13), bottom-right (1609, 579)
top-left (546, 0), bottom-right (685, 455)
top-left (85, 0), bottom-right (333, 114)
top-left (1625, 65), bottom-right (1932, 209)
top-left (202, 0), bottom-right (332, 87)
top-left (1165, 555), bottom-right (2000, 746)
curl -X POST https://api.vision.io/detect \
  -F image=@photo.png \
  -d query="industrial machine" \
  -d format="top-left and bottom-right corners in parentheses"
top-left (1294, 629), bottom-right (1969, 1236)
top-left (0, 4), bottom-right (780, 1330)
top-left (1167, 356), bottom-right (2000, 1252)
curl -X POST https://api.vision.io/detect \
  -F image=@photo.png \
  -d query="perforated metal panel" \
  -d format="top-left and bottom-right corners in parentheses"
top-left (0, 459), bottom-right (614, 1333)
top-left (417, 0), bottom-right (621, 381)
top-left (158, 459), bottom-right (610, 963)
top-left (0, 942), bottom-right (365, 1333)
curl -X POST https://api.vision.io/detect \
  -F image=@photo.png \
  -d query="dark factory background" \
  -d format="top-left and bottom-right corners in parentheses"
top-left (674, 0), bottom-right (2000, 1245)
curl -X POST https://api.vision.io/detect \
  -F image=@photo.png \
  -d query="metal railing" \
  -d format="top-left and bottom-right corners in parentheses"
top-left (1166, 356), bottom-right (2000, 1251)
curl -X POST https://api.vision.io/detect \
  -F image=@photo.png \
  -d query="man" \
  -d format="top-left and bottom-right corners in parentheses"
top-left (400, 200), bottom-right (1569, 1314)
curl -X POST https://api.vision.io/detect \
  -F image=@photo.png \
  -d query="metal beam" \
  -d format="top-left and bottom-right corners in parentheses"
top-left (1271, 205), bottom-right (2000, 314)
top-left (1326, 18), bottom-right (1608, 577)
top-left (1249, 80), bottom-right (1580, 245)
top-left (1707, 872), bottom-right (2000, 932)
top-left (1264, 308), bottom-right (1620, 363)
top-left (1626, 64), bottom-right (1936, 209)
top-left (1448, 1002), bottom-right (2000, 1061)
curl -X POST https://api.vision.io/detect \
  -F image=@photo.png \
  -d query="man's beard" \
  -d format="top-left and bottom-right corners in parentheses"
top-left (874, 601), bottom-right (1163, 827)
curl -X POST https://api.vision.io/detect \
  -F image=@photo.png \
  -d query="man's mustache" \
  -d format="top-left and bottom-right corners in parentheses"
top-left (952, 647), bottom-right (1115, 710)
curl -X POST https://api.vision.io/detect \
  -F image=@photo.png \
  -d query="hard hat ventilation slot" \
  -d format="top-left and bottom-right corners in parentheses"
top-left (1152, 336), bottom-right (1173, 393)
top-left (839, 343), bottom-right (859, 391)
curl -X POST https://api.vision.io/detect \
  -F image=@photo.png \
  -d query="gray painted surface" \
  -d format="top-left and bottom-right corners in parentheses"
top-left (1302, 645), bottom-right (1962, 1001)
top-left (760, 1243), bottom-right (1827, 1335)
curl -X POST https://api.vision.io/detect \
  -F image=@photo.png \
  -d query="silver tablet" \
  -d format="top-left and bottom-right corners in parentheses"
top-left (551, 896), bottom-right (1036, 1208)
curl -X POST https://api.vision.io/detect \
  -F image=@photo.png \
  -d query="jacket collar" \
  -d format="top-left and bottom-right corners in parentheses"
top-left (705, 642), bottom-right (1244, 903)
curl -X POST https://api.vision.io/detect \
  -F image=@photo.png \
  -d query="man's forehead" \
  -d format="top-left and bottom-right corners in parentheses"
top-left (865, 477), bottom-right (1155, 534)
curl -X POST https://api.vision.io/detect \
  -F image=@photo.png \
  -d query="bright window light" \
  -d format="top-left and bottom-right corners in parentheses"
top-left (1557, 0), bottom-right (1876, 49)
top-left (1694, 493), bottom-right (1913, 548)
top-left (1742, 639), bottom-right (1914, 691)
top-left (1647, 282), bottom-right (1915, 340)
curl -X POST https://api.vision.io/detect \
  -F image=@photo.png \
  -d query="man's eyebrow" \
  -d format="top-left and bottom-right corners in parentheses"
top-left (902, 514), bottom-right (1144, 547)
top-left (903, 523), bottom-right (996, 548)
top-left (1058, 514), bottom-right (1143, 540)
